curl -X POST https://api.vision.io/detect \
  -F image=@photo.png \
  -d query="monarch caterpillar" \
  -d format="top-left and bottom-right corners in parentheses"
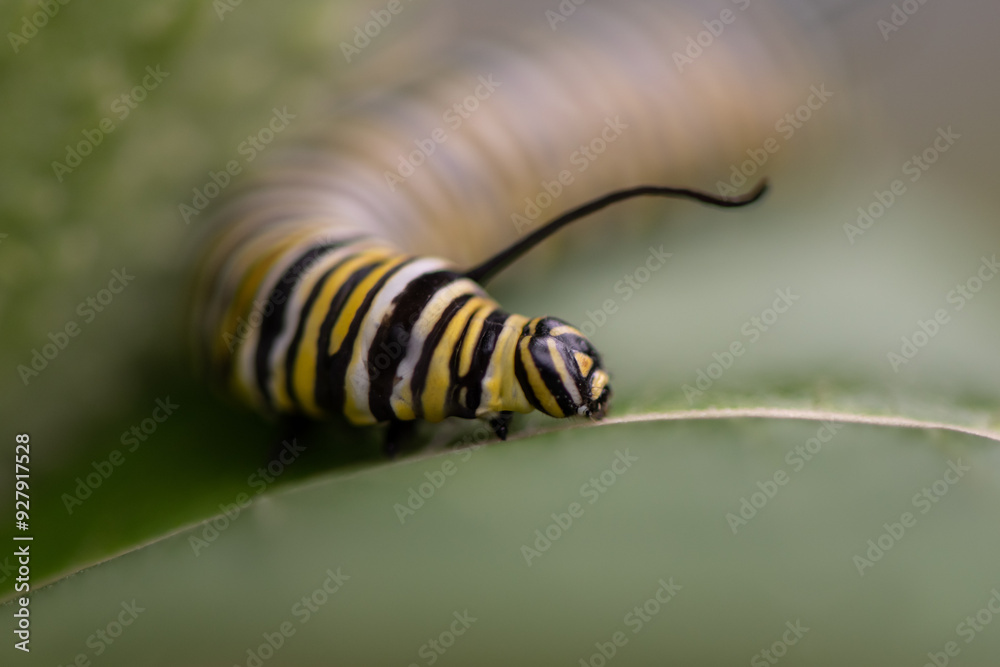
top-left (192, 1), bottom-right (809, 453)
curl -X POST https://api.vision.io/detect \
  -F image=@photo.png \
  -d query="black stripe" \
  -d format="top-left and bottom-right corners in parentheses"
top-left (446, 307), bottom-right (479, 419)
top-left (534, 338), bottom-right (577, 417)
top-left (453, 308), bottom-right (508, 417)
top-left (512, 332), bottom-right (544, 413)
top-left (321, 258), bottom-right (415, 415)
top-left (367, 271), bottom-right (462, 422)
top-left (254, 243), bottom-right (341, 406)
top-left (283, 251), bottom-right (361, 408)
top-left (409, 293), bottom-right (475, 420)
top-left (313, 261), bottom-right (382, 412)
top-left (548, 323), bottom-right (602, 403)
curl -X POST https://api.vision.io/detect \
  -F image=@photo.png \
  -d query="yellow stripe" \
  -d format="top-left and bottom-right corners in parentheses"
top-left (518, 335), bottom-right (564, 418)
top-left (548, 324), bottom-right (584, 338)
top-left (328, 255), bottom-right (409, 357)
top-left (220, 232), bottom-right (321, 409)
top-left (390, 290), bottom-right (495, 421)
top-left (590, 369), bottom-right (610, 402)
top-left (481, 314), bottom-right (528, 414)
top-left (267, 250), bottom-right (350, 412)
top-left (213, 230), bottom-right (313, 366)
top-left (291, 249), bottom-right (394, 416)
top-left (546, 337), bottom-right (581, 408)
top-left (457, 303), bottom-right (492, 378)
top-left (213, 246), bottom-right (284, 365)
top-left (420, 297), bottom-right (484, 422)
top-left (390, 398), bottom-right (416, 422)
top-left (338, 255), bottom-right (421, 423)
top-left (268, 365), bottom-right (293, 412)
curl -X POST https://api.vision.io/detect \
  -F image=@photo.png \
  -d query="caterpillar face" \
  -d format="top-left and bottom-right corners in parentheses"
top-left (514, 317), bottom-right (611, 421)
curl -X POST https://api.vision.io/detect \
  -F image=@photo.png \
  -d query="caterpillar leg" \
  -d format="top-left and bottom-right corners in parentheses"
top-left (489, 412), bottom-right (514, 441)
top-left (383, 420), bottom-right (418, 459)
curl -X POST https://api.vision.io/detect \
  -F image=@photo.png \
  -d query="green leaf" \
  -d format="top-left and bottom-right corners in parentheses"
top-left (8, 414), bottom-right (1000, 665)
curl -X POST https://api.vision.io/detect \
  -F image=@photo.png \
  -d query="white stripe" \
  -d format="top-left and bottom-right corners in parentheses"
top-left (263, 240), bottom-right (383, 405)
top-left (344, 257), bottom-right (458, 423)
top-left (232, 232), bottom-right (353, 405)
top-left (389, 277), bottom-right (487, 417)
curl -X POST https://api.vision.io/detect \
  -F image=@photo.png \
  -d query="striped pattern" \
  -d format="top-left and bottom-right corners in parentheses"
top-left (195, 230), bottom-right (610, 426)
top-left (192, 0), bottom-right (813, 435)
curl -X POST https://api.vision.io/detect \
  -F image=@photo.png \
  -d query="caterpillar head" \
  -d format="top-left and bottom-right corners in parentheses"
top-left (515, 317), bottom-right (611, 420)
